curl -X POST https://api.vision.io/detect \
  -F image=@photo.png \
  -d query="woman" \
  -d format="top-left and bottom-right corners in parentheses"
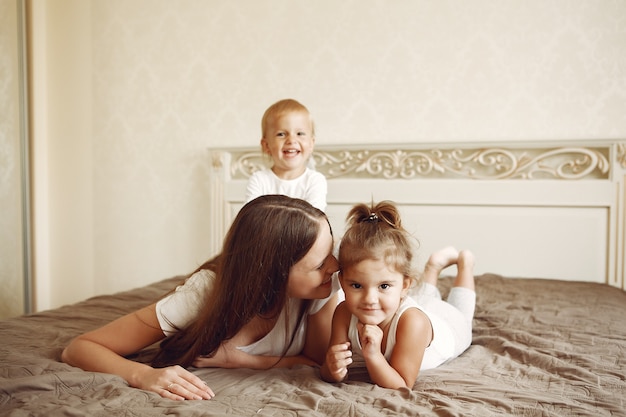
top-left (62, 195), bottom-right (340, 401)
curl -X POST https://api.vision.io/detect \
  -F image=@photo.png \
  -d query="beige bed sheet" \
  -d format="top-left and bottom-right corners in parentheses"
top-left (1, 274), bottom-right (625, 416)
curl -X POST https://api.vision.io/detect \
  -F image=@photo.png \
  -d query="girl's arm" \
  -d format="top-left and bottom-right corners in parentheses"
top-left (320, 302), bottom-right (352, 382)
top-left (61, 303), bottom-right (214, 401)
top-left (366, 308), bottom-right (432, 389)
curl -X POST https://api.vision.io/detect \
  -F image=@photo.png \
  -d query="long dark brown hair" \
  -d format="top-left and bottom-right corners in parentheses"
top-left (152, 195), bottom-right (329, 367)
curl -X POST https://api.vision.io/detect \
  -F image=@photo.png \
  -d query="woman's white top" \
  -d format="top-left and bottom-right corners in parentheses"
top-left (155, 269), bottom-right (340, 356)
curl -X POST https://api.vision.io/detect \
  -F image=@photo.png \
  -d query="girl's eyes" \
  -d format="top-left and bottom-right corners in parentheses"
top-left (349, 283), bottom-right (390, 290)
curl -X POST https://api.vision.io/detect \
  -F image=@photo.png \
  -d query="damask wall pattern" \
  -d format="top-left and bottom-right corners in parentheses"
top-left (37, 0), bottom-right (626, 305)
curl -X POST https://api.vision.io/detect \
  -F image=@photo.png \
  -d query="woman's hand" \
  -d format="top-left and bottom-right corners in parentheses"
top-left (61, 304), bottom-right (214, 401)
top-left (137, 365), bottom-right (215, 401)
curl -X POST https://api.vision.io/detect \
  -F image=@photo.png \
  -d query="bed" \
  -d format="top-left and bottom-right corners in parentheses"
top-left (1, 140), bottom-right (625, 416)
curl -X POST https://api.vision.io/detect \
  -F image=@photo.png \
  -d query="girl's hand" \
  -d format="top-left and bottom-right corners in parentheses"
top-left (323, 342), bottom-right (352, 381)
top-left (357, 323), bottom-right (384, 359)
top-left (138, 365), bottom-right (215, 401)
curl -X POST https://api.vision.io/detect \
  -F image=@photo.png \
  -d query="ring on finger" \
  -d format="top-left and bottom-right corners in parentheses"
top-left (167, 383), bottom-right (176, 391)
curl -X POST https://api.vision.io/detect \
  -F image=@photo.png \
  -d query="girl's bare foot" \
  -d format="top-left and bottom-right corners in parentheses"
top-left (458, 250), bottom-right (475, 270)
top-left (422, 246), bottom-right (459, 285)
top-left (455, 249), bottom-right (475, 291)
top-left (426, 246), bottom-right (459, 271)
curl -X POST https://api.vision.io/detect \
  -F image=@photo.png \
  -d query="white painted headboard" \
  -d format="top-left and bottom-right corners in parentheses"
top-left (208, 140), bottom-right (625, 289)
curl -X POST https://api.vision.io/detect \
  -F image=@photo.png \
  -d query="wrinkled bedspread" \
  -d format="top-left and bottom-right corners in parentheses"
top-left (1, 274), bottom-right (625, 416)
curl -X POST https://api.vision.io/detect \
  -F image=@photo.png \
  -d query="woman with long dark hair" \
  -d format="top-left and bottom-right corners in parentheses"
top-left (62, 195), bottom-right (340, 401)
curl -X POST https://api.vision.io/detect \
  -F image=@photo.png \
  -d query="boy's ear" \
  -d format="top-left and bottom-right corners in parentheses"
top-left (260, 138), bottom-right (270, 154)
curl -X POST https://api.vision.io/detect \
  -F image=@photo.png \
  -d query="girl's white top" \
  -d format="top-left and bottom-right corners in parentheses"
top-left (347, 296), bottom-right (456, 370)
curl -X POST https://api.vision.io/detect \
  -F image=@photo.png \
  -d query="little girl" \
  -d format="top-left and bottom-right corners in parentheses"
top-left (245, 98), bottom-right (327, 211)
top-left (320, 201), bottom-right (476, 389)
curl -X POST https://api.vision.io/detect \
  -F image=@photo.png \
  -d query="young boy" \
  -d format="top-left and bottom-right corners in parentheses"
top-left (245, 99), bottom-right (327, 211)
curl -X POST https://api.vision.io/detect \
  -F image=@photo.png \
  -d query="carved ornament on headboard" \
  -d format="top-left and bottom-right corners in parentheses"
top-left (313, 147), bottom-right (609, 180)
top-left (618, 142), bottom-right (626, 169)
top-left (222, 145), bottom-right (616, 180)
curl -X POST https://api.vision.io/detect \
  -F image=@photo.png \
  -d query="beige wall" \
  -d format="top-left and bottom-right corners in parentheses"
top-left (29, 0), bottom-right (626, 310)
top-left (29, 0), bottom-right (93, 310)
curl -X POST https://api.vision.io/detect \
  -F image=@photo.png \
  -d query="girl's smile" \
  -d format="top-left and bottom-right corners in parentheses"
top-left (340, 259), bottom-right (410, 327)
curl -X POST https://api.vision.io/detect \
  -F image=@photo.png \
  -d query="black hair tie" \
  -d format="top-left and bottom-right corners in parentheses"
top-left (366, 213), bottom-right (379, 223)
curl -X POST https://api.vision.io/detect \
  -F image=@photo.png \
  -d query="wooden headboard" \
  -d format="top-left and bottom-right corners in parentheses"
top-left (208, 140), bottom-right (626, 289)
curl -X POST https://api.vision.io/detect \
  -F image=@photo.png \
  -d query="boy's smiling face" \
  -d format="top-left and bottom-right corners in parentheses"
top-left (261, 110), bottom-right (315, 180)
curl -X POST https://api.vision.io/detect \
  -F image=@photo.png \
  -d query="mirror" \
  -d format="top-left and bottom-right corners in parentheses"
top-left (0, 0), bottom-right (31, 318)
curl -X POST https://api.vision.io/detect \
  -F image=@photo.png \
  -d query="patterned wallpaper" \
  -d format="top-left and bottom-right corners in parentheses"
top-left (34, 1), bottom-right (626, 305)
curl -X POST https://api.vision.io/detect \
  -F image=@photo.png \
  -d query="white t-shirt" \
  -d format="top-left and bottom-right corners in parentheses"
top-left (155, 269), bottom-right (341, 356)
top-left (245, 167), bottom-right (327, 211)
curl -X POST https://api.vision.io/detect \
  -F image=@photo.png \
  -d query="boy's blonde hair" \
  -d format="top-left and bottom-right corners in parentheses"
top-left (261, 99), bottom-right (315, 138)
top-left (339, 201), bottom-right (420, 288)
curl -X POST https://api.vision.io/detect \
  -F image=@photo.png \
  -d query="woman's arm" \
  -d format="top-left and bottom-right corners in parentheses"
top-left (303, 293), bottom-right (338, 365)
top-left (61, 303), bottom-right (214, 401)
top-left (365, 308), bottom-right (431, 389)
top-left (191, 342), bottom-right (318, 369)
top-left (194, 294), bottom-right (340, 370)
top-left (320, 302), bottom-right (352, 382)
